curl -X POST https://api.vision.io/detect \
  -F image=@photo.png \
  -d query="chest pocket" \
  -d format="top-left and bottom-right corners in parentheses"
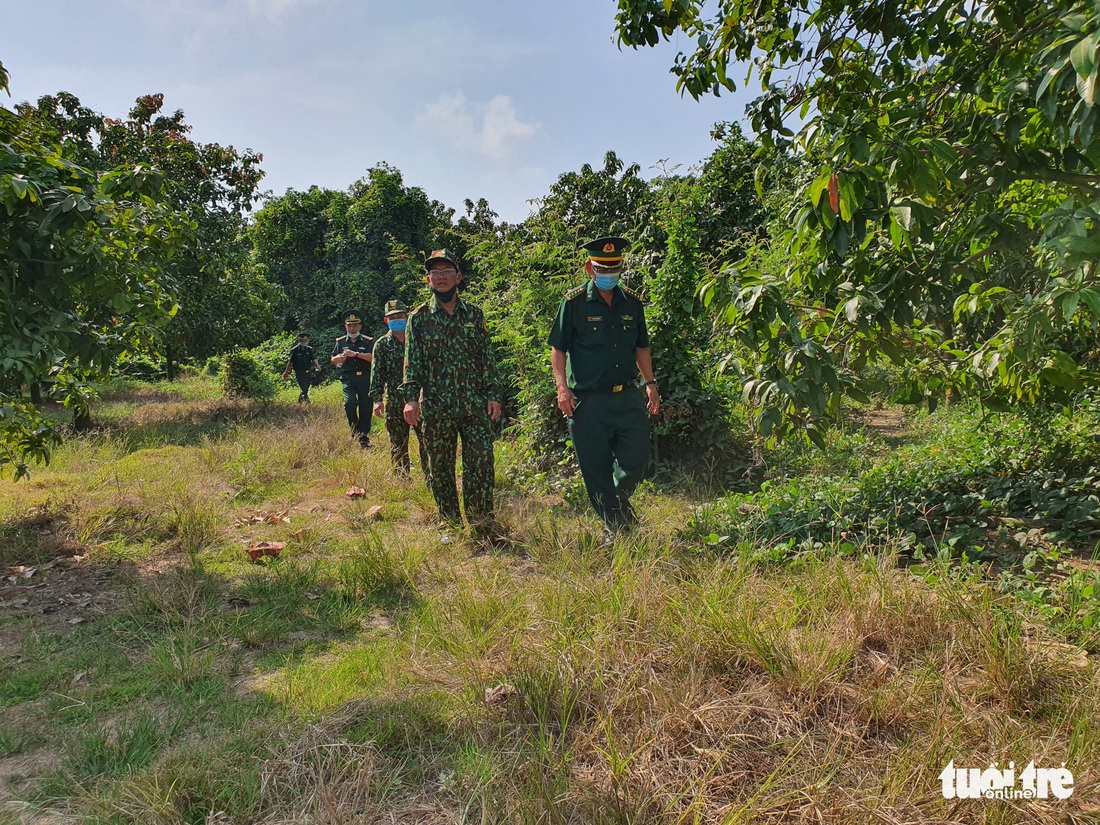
top-left (581, 311), bottom-right (606, 338)
top-left (618, 314), bottom-right (639, 341)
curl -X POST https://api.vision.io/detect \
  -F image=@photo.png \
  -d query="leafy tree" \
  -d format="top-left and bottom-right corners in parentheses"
top-left (617, 0), bottom-right (1100, 444)
top-left (1, 81), bottom-right (185, 476)
top-left (252, 165), bottom-right (436, 331)
top-left (19, 92), bottom-right (280, 373)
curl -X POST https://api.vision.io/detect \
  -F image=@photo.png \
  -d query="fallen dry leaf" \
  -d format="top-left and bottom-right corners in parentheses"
top-left (484, 683), bottom-right (517, 706)
top-left (367, 504), bottom-right (383, 521)
top-left (235, 508), bottom-right (292, 526)
top-left (346, 486), bottom-right (366, 499)
top-left (246, 541), bottom-right (286, 561)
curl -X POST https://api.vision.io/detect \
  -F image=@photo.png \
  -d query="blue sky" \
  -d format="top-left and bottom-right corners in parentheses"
top-left (2, 0), bottom-right (757, 223)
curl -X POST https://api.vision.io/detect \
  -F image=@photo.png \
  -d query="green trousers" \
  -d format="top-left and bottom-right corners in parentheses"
top-left (421, 406), bottom-right (494, 528)
top-left (569, 388), bottom-right (650, 529)
top-left (340, 374), bottom-right (373, 441)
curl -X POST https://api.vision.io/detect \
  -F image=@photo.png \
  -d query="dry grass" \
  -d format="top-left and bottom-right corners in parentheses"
top-left (0, 380), bottom-right (1097, 824)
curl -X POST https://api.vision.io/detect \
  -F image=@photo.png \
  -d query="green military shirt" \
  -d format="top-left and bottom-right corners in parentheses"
top-left (369, 332), bottom-right (405, 406)
top-left (331, 334), bottom-right (374, 379)
top-left (402, 296), bottom-right (499, 416)
top-left (287, 343), bottom-right (315, 371)
top-left (547, 281), bottom-right (649, 391)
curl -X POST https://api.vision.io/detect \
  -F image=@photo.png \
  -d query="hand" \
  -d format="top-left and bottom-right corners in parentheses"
top-left (403, 401), bottom-right (421, 426)
top-left (373, 402), bottom-right (384, 419)
top-left (342, 349), bottom-right (357, 359)
top-left (487, 401), bottom-right (501, 421)
top-left (556, 386), bottom-right (575, 417)
top-left (645, 383), bottom-right (660, 415)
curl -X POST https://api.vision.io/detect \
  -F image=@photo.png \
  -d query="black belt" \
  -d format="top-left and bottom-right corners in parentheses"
top-left (576, 383), bottom-right (633, 394)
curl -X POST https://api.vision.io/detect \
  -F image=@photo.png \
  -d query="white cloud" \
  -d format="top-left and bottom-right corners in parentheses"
top-left (418, 93), bottom-right (538, 159)
top-left (481, 96), bottom-right (537, 156)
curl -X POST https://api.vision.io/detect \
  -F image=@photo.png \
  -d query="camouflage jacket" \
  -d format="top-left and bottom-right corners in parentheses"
top-left (369, 332), bottom-right (405, 405)
top-left (402, 296), bottom-right (498, 416)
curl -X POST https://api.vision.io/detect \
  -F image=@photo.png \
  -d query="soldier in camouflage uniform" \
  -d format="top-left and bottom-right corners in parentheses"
top-left (402, 250), bottom-right (501, 535)
top-left (548, 237), bottom-right (660, 536)
top-left (370, 299), bottom-right (431, 480)
top-left (330, 310), bottom-right (374, 448)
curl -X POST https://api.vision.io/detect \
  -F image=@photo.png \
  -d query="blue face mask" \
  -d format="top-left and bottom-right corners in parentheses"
top-left (594, 274), bottom-right (620, 291)
top-left (387, 319), bottom-right (407, 333)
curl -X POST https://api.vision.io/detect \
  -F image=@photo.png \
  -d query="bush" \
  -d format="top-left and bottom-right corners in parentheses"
top-left (116, 353), bottom-right (166, 382)
top-left (222, 351), bottom-right (277, 401)
top-left (204, 356), bottom-right (222, 376)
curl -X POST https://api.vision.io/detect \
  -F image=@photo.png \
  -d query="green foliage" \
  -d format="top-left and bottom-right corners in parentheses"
top-left (692, 401), bottom-right (1100, 559)
top-left (617, 0), bottom-right (1100, 443)
top-left (251, 164), bottom-right (437, 329)
top-left (222, 351), bottom-right (277, 402)
top-left (20, 92), bottom-right (282, 366)
top-left (0, 95), bottom-right (185, 477)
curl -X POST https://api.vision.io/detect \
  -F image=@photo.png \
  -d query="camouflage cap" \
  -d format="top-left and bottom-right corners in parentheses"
top-left (424, 248), bottom-right (460, 270)
top-left (383, 300), bottom-right (408, 317)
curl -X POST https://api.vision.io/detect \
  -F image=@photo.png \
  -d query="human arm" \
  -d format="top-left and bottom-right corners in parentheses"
top-left (402, 314), bottom-right (423, 426)
top-left (551, 347), bottom-right (574, 417)
top-left (636, 347), bottom-right (660, 415)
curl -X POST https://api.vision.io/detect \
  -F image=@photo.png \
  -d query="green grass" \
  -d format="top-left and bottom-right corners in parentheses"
top-left (0, 380), bottom-right (1097, 823)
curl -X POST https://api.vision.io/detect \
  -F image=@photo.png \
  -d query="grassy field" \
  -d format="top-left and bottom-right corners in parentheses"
top-left (0, 376), bottom-right (1097, 824)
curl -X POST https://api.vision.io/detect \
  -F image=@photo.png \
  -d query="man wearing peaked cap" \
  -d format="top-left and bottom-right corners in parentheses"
top-left (330, 309), bottom-right (375, 448)
top-left (282, 331), bottom-right (320, 404)
top-left (402, 249), bottom-right (503, 542)
top-left (371, 299), bottom-right (430, 480)
top-left (547, 237), bottom-right (660, 538)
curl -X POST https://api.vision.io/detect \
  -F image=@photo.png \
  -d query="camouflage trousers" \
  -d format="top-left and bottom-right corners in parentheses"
top-left (384, 402), bottom-right (431, 481)
top-left (421, 406), bottom-right (494, 528)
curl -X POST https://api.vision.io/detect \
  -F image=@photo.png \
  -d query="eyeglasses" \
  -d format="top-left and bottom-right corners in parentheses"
top-left (428, 268), bottom-right (458, 278)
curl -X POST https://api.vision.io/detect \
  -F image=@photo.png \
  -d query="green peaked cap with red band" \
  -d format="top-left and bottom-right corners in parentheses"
top-left (582, 236), bottom-right (628, 265)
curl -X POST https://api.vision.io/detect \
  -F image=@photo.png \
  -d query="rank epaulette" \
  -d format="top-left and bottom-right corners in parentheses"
top-left (564, 284), bottom-right (587, 301)
top-left (622, 285), bottom-right (647, 304)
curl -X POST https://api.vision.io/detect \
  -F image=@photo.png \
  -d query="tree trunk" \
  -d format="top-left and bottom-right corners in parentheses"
top-left (166, 344), bottom-right (177, 381)
top-left (73, 406), bottom-right (93, 431)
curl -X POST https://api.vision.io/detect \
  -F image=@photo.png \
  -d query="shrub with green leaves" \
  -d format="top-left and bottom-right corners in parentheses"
top-left (222, 351), bottom-right (277, 401)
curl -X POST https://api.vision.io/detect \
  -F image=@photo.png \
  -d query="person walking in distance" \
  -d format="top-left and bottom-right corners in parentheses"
top-left (370, 300), bottom-right (431, 480)
top-left (330, 310), bottom-right (374, 448)
top-left (282, 332), bottom-right (320, 403)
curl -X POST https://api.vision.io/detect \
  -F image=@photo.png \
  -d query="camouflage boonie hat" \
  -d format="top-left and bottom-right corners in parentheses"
top-left (424, 249), bottom-right (460, 270)
top-left (383, 300), bottom-right (408, 317)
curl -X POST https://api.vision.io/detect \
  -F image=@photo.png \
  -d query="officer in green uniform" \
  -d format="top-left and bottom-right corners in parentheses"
top-left (548, 237), bottom-right (660, 534)
top-left (330, 310), bottom-right (374, 448)
top-left (282, 332), bottom-right (320, 403)
top-left (402, 249), bottom-right (502, 536)
top-left (370, 300), bottom-right (431, 480)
